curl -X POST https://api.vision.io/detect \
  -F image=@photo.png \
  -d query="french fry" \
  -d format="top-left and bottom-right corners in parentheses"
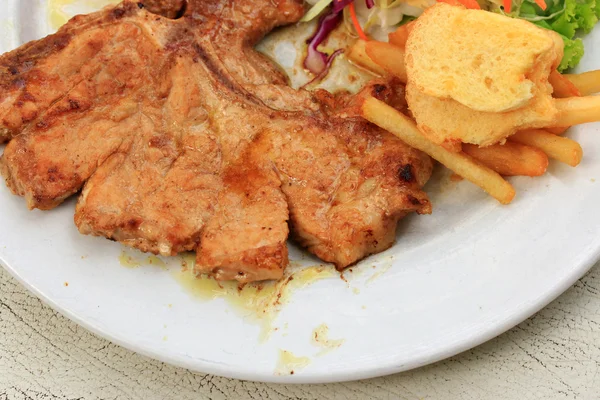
top-left (463, 142), bottom-right (548, 177)
top-left (546, 71), bottom-right (579, 133)
top-left (362, 97), bottom-right (516, 204)
top-left (549, 71), bottom-right (581, 98)
top-left (388, 22), bottom-right (414, 49)
top-left (346, 40), bottom-right (387, 76)
top-left (510, 129), bottom-right (583, 167)
top-left (554, 96), bottom-right (600, 127)
top-left (365, 41), bottom-right (407, 83)
top-left (545, 126), bottom-right (569, 135)
top-left (564, 70), bottom-right (600, 96)
top-left (546, 72), bottom-right (579, 133)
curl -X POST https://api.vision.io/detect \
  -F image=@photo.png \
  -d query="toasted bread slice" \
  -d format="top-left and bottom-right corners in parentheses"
top-left (406, 84), bottom-right (558, 148)
top-left (405, 3), bottom-right (562, 113)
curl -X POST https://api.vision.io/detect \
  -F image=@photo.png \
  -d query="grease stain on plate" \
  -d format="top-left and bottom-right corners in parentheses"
top-left (119, 251), bottom-right (141, 268)
top-left (173, 257), bottom-right (335, 341)
top-left (275, 350), bottom-right (311, 375)
top-left (119, 250), bottom-right (167, 269)
top-left (48, 0), bottom-right (120, 30)
top-left (366, 257), bottom-right (394, 285)
top-left (311, 324), bottom-right (345, 356)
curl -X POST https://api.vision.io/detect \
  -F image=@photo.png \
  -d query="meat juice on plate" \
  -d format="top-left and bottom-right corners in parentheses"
top-left (172, 255), bottom-right (336, 342)
top-left (275, 350), bottom-right (311, 375)
top-left (118, 250), bottom-right (167, 269)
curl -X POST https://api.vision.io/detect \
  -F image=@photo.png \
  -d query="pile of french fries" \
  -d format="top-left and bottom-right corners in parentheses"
top-left (348, 22), bottom-right (600, 204)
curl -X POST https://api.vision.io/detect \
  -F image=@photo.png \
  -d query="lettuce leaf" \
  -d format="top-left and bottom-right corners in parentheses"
top-left (559, 36), bottom-right (585, 70)
top-left (549, 0), bottom-right (580, 37)
top-left (534, 19), bottom-right (586, 71)
top-left (546, 0), bottom-right (598, 35)
top-left (495, 0), bottom-right (600, 71)
top-left (574, 0), bottom-right (598, 32)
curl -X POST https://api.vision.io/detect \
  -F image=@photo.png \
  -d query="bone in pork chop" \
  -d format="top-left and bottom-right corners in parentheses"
top-left (0, 0), bottom-right (433, 282)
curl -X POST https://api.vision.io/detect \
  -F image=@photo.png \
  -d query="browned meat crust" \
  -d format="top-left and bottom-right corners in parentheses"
top-left (142, 0), bottom-right (187, 18)
top-left (0, 0), bottom-right (432, 282)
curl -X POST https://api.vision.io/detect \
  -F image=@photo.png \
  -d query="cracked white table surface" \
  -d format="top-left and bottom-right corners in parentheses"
top-left (0, 264), bottom-right (598, 400)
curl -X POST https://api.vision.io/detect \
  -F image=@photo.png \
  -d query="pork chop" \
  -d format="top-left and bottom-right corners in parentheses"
top-left (0, 0), bottom-right (433, 282)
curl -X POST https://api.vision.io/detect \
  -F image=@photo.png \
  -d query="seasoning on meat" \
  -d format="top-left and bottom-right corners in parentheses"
top-left (0, 0), bottom-right (433, 282)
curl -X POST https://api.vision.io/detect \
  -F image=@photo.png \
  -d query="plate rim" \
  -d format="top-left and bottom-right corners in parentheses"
top-left (1, 0), bottom-right (600, 384)
top-left (1, 249), bottom-right (597, 383)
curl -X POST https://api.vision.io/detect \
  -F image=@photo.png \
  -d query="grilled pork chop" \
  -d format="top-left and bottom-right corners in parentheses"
top-left (0, 0), bottom-right (433, 282)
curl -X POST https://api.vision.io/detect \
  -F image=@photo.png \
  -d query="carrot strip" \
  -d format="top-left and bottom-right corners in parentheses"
top-left (503, 0), bottom-right (512, 12)
top-left (460, 0), bottom-right (481, 9)
top-left (349, 2), bottom-right (368, 41)
top-left (533, 0), bottom-right (547, 9)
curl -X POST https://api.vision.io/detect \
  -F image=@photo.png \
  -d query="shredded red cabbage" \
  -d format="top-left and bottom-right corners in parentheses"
top-left (303, 0), bottom-right (373, 79)
top-left (304, 10), bottom-right (343, 75)
top-left (301, 49), bottom-right (344, 88)
top-left (332, 0), bottom-right (355, 13)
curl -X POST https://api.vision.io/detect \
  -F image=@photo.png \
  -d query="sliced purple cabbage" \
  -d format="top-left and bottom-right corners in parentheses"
top-left (304, 10), bottom-right (343, 75)
top-left (303, 0), bottom-right (373, 79)
top-left (301, 49), bottom-right (344, 88)
top-left (332, 0), bottom-right (355, 13)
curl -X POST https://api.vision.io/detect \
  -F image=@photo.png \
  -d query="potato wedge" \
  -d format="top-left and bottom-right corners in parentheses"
top-left (346, 40), bottom-right (387, 76)
top-left (564, 70), bottom-right (600, 96)
top-left (510, 129), bottom-right (583, 167)
top-left (463, 142), bottom-right (548, 177)
top-left (365, 41), bottom-right (407, 83)
top-left (362, 97), bottom-right (516, 204)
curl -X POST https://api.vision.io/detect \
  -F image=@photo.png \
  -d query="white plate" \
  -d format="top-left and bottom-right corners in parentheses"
top-left (1, 0), bottom-right (599, 384)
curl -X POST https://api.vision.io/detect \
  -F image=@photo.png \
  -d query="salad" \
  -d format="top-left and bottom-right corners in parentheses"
top-left (302, 0), bottom-right (600, 73)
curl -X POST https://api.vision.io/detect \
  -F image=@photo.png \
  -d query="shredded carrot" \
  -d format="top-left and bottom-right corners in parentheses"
top-left (437, 0), bottom-right (481, 9)
top-left (349, 2), bottom-right (369, 41)
top-left (503, 0), bottom-right (512, 12)
top-left (533, 0), bottom-right (547, 10)
top-left (460, 0), bottom-right (481, 9)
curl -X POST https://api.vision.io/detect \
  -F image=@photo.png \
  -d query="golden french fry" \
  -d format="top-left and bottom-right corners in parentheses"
top-left (365, 41), bottom-right (407, 83)
top-left (549, 70), bottom-right (581, 98)
top-left (463, 142), bottom-right (548, 177)
top-left (388, 22), bottom-right (414, 49)
top-left (346, 40), bottom-right (387, 76)
top-left (545, 126), bottom-right (569, 135)
top-left (564, 70), bottom-right (600, 96)
top-left (362, 97), bottom-right (516, 204)
top-left (510, 129), bottom-right (583, 167)
top-left (547, 72), bottom-right (579, 132)
top-left (554, 96), bottom-right (600, 127)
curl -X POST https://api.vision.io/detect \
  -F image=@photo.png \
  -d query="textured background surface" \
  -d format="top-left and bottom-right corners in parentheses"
top-left (0, 264), bottom-right (599, 399)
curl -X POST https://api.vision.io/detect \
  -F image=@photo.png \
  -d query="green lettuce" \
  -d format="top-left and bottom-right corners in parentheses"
top-left (534, 19), bottom-right (586, 70)
top-left (496, 0), bottom-right (599, 71)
